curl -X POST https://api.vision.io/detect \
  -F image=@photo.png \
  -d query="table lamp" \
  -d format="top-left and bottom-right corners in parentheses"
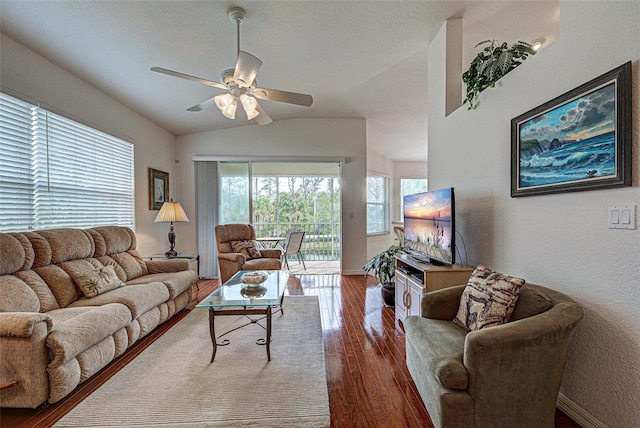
top-left (154, 199), bottom-right (189, 257)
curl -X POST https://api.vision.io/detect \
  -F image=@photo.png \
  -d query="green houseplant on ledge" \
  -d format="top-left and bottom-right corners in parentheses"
top-left (363, 244), bottom-right (410, 307)
top-left (462, 39), bottom-right (536, 109)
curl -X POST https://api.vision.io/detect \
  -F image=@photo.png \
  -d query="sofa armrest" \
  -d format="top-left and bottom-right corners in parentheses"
top-left (218, 253), bottom-right (246, 264)
top-left (145, 259), bottom-right (190, 274)
top-left (0, 312), bottom-right (52, 408)
top-left (260, 248), bottom-right (282, 259)
top-left (421, 284), bottom-right (466, 320)
top-left (462, 302), bottom-right (583, 426)
top-left (0, 312), bottom-right (52, 338)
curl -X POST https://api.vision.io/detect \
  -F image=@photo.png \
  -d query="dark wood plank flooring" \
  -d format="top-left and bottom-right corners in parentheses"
top-left (1, 275), bottom-right (580, 428)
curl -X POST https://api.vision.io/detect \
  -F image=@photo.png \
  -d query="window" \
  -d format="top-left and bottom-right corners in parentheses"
top-left (366, 174), bottom-right (389, 235)
top-left (0, 92), bottom-right (134, 232)
top-left (400, 178), bottom-right (428, 218)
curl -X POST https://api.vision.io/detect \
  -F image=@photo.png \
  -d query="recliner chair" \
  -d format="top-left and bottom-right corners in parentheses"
top-left (215, 223), bottom-right (282, 283)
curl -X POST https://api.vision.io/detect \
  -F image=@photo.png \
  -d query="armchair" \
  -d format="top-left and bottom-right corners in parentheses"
top-left (404, 283), bottom-right (583, 428)
top-left (215, 224), bottom-right (282, 283)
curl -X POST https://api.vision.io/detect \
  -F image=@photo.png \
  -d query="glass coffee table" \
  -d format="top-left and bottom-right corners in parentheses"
top-left (197, 270), bottom-right (289, 362)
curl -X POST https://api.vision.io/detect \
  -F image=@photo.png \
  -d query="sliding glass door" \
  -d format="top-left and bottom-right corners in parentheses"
top-left (217, 161), bottom-right (342, 262)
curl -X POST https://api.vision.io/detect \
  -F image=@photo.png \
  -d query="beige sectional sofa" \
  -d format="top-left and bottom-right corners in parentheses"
top-left (0, 226), bottom-right (198, 408)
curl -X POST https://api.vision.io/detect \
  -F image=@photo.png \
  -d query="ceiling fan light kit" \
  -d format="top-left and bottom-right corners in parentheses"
top-left (151, 6), bottom-right (312, 125)
top-left (214, 93), bottom-right (237, 119)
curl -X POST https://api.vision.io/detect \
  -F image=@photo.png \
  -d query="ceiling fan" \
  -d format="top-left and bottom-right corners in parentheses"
top-left (151, 7), bottom-right (313, 125)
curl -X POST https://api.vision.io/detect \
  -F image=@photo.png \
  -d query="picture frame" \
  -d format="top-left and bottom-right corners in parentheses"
top-left (149, 168), bottom-right (169, 210)
top-left (511, 61), bottom-right (632, 197)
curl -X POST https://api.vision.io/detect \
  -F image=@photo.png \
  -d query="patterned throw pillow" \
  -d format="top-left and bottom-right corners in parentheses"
top-left (453, 264), bottom-right (525, 332)
top-left (74, 265), bottom-right (126, 298)
top-left (230, 240), bottom-right (263, 259)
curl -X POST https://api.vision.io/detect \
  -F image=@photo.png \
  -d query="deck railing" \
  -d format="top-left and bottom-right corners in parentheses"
top-left (253, 222), bottom-right (341, 261)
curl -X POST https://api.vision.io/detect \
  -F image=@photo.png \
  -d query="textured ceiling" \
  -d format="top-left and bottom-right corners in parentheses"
top-left (0, 1), bottom-right (558, 161)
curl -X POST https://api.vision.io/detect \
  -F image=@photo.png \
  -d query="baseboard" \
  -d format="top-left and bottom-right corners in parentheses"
top-left (557, 393), bottom-right (609, 428)
top-left (342, 270), bottom-right (365, 276)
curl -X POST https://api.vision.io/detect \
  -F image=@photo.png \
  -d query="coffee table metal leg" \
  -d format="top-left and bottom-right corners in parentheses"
top-left (209, 308), bottom-right (217, 363)
top-left (266, 306), bottom-right (272, 361)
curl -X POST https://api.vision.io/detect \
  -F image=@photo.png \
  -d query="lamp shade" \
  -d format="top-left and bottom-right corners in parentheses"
top-left (240, 94), bottom-right (260, 120)
top-left (154, 201), bottom-right (189, 223)
top-left (214, 93), bottom-right (237, 119)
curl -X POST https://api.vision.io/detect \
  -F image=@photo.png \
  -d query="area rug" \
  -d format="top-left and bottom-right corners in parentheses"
top-left (55, 296), bottom-right (329, 427)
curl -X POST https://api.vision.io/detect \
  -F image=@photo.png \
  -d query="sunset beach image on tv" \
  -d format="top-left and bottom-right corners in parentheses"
top-left (403, 188), bottom-right (454, 265)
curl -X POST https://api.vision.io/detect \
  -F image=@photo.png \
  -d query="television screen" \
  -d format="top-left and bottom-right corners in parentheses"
top-left (403, 188), bottom-right (455, 265)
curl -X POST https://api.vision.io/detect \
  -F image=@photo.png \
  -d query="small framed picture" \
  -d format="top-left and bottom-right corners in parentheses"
top-left (511, 62), bottom-right (632, 197)
top-left (149, 168), bottom-right (169, 210)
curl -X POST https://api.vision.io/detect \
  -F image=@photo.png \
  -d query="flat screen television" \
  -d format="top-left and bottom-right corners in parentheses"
top-left (403, 187), bottom-right (455, 266)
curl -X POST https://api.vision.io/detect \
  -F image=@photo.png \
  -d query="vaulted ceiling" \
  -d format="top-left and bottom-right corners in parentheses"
top-left (0, 1), bottom-right (558, 161)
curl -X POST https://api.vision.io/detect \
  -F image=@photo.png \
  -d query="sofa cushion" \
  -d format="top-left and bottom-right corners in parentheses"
top-left (36, 229), bottom-right (94, 264)
top-left (231, 240), bottom-right (262, 259)
top-left (46, 303), bottom-right (132, 368)
top-left (0, 233), bottom-right (27, 275)
top-left (0, 275), bottom-right (41, 312)
top-left (74, 265), bottom-right (126, 298)
top-left (90, 226), bottom-right (135, 255)
top-left (404, 317), bottom-right (469, 390)
top-left (14, 270), bottom-right (60, 312)
top-left (510, 284), bottom-right (553, 321)
top-left (126, 271), bottom-right (198, 300)
top-left (454, 265), bottom-right (525, 332)
top-left (7, 232), bottom-right (35, 271)
top-left (33, 265), bottom-right (79, 308)
top-left (23, 231), bottom-right (53, 268)
top-left (69, 282), bottom-right (170, 320)
top-left (109, 252), bottom-right (145, 281)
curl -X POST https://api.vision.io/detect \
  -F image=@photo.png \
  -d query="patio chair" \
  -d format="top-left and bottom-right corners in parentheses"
top-left (281, 230), bottom-right (306, 270)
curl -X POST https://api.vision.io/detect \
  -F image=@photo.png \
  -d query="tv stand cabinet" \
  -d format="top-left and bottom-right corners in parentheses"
top-left (395, 254), bottom-right (473, 324)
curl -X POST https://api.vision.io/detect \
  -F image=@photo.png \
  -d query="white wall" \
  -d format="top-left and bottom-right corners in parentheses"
top-left (428, 2), bottom-right (640, 427)
top-left (175, 118), bottom-right (367, 275)
top-left (0, 35), bottom-right (177, 255)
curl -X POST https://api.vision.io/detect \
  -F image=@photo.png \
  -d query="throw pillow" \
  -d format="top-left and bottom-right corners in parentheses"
top-left (453, 264), bottom-right (525, 332)
top-left (74, 265), bottom-right (126, 298)
top-left (230, 240), bottom-right (263, 259)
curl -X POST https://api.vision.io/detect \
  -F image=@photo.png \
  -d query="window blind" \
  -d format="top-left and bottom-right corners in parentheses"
top-left (0, 92), bottom-right (134, 232)
top-left (366, 174), bottom-right (389, 234)
top-left (0, 95), bottom-right (34, 232)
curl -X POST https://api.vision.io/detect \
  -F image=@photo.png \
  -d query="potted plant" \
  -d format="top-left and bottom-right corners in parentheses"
top-left (462, 39), bottom-right (536, 109)
top-left (363, 244), bottom-right (410, 307)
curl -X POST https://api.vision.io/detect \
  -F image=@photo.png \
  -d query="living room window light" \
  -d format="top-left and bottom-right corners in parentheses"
top-left (0, 92), bottom-right (134, 232)
top-left (400, 178), bottom-right (428, 219)
top-left (366, 174), bottom-right (389, 235)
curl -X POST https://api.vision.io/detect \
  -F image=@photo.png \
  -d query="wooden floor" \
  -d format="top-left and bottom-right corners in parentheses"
top-left (2, 275), bottom-right (580, 428)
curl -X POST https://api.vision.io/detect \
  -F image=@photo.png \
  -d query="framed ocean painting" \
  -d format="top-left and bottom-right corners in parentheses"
top-left (511, 62), bottom-right (631, 197)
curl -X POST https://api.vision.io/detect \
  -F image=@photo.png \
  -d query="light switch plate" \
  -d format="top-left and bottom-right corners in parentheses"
top-left (608, 205), bottom-right (636, 229)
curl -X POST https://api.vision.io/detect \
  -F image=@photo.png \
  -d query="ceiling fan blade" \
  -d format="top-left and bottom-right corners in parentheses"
top-left (254, 101), bottom-right (273, 125)
top-left (233, 51), bottom-right (262, 88)
top-left (252, 87), bottom-right (313, 107)
top-left (187, 96), bottom-right (218, 112)
top-left (151, 67), bottom-right (228, 90)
